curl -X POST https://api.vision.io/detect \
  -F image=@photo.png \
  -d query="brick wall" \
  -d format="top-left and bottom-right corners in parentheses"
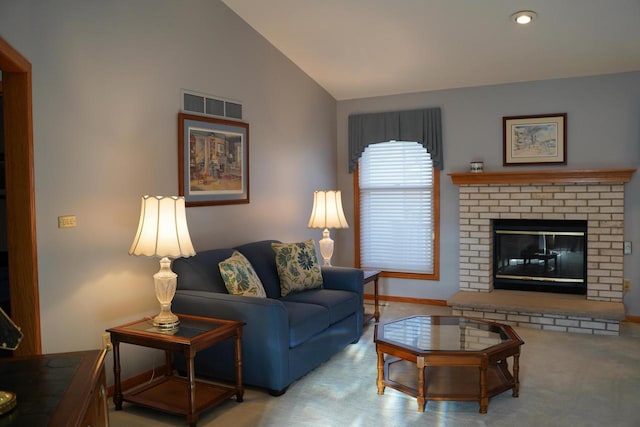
top-left (458, 183), bottom-right (625, 302)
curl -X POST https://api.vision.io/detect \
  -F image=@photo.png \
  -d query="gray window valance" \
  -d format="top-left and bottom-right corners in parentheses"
top-left (348, 107), bottom-right (443, 173)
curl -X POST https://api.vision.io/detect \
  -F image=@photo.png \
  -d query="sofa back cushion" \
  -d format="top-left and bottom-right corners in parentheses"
top-left (272, 239), bottom-right (323, 296)
top-left (174, 248), bottom-right (234, 293)
top-left (234, 240), bottom-right (282, 299)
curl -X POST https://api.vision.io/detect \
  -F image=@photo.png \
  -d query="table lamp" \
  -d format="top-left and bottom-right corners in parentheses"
top-left (129, 195), bottom-right (196, 329)
top-left (0, 306), bottom-right (23, 415)
top-left (308, 190), bottom-right (349, 266)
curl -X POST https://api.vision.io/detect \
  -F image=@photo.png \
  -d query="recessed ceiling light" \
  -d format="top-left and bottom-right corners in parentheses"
top-left (511, 10), bottom-right (537, 25)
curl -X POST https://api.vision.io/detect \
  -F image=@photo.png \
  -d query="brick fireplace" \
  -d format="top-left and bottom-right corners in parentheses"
top-left (448, 169), bottom-right (635, 335)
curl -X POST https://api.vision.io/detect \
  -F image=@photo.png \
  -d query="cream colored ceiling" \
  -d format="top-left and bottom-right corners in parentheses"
top-left (222, 0), bottom-right (640, 100)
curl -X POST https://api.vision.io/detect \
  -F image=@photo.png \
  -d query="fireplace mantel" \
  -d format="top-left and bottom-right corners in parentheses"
top-left (449, 168), bottom-right (636, 186)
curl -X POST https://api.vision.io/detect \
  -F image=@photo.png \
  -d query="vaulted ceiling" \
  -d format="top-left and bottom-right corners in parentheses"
top-left (222, 0), bottom-right (640, 100)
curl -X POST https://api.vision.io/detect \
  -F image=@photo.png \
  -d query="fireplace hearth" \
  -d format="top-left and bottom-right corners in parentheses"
top-left (493, 219), bottom-right (587, 295)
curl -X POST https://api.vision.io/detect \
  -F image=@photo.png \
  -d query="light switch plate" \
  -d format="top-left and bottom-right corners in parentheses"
top-left (58, 215), bottom-right (77, 228)
top-left (624, 241), bottom-right (632, 255)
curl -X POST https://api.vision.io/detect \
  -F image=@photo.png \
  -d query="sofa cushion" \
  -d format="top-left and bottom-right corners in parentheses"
top-left (218, 251), bottom-right (267, 298)
top-left (282, 289), bottom-right (359, 325)
top-left (280, 300), bottom-right (330, 348)
top-left (234, 240), bottom-right (282, 299)
top-left (272, 239), bottom-right (323, 297)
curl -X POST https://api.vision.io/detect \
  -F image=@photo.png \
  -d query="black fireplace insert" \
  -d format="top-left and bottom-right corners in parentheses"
top-left (493, 219), bottom-right (587, 295)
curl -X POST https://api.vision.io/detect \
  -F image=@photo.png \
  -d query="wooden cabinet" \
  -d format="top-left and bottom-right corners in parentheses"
top-left (0, 349), bottom-right (108, 426)
top-left (81, 361), bottom-right (109, 427)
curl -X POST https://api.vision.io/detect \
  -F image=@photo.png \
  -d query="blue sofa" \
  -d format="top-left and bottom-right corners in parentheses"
top-left (171, 240), bottom-right (364, 395)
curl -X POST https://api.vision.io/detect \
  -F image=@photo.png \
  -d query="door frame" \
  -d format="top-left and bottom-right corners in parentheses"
top-left (0, 36), bottom-right (41, 356)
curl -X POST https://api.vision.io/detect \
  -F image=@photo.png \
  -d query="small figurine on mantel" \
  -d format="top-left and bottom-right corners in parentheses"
top-left (469, 161), bottom-right (484, 173)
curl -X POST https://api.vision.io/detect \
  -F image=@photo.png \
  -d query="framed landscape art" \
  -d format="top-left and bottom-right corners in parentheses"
top-left (503, 113), bottom-right (567, 166)
top-left (178, 113), bottom-right (249, 206)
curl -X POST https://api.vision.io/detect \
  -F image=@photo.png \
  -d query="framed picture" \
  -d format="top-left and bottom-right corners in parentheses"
top-left (178, 113), bottom-right (249, 206)
top-left (503, 113), bottom-right (567, 166)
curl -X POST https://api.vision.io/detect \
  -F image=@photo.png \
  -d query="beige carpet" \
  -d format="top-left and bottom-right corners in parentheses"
top-left (108, 301), bottom-right (640, 427)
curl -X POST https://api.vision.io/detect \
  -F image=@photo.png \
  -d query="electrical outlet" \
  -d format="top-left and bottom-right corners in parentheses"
top-left (102, 332), bottom-right (112, 351)
top-left (624, 279), bottom-right (631, 292)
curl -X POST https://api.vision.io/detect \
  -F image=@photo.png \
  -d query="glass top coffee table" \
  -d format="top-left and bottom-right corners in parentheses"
top-left (374, 315), bottom-right (524, 413)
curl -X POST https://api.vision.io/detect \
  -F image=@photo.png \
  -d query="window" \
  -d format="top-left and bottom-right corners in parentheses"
top-left (356, 141), bottom-right (439, 279)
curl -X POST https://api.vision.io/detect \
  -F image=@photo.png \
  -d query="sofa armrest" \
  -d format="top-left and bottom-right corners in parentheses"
top-left (321, 266), bottom-right (364, 295)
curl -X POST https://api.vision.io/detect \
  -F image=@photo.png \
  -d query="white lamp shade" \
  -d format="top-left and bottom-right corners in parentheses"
top-left (308, 190), bottom-right (349, 229)
top-left (129, 195), bottom-right (196, 258)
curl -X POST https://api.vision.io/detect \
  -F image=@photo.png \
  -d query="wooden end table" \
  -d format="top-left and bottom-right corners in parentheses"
top-left (107, 314), bottom-right (244, 426)
top-left (363, 270), bottom-right (380, 322)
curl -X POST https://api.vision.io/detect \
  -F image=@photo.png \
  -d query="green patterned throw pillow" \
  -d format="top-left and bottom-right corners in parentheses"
top-left (272, 239), bottom-right (323, 297)
top-left (219, 250), bottom-right (267, 298)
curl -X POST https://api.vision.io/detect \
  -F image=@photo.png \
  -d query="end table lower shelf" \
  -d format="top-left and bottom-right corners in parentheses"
top-left (123, 376), bottom-right (238, 416)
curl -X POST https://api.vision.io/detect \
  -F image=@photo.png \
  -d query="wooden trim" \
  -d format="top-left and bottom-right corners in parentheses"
top-left (0, 36), bottom-right (41, 356)
top-left (449, 168), bottom-right (636, 186)
top-left (0, 37), bottom-right (31, 72)
top-left (625, 315), bottom-right (640, 324)
top-left (431, 169), bottom-right (440, 280)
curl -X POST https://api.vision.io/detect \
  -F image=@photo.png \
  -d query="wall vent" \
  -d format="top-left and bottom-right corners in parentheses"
top-left (181, 90), bottom-right (242, 120)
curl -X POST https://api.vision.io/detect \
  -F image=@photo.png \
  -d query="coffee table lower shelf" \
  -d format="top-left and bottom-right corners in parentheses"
top-left (123, 376), bottom-right (237, 417)
top-left (383, 358), bottom-right (517, 413)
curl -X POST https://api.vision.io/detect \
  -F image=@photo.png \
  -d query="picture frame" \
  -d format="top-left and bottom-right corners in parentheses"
top-left (178, 113), bottom-right (249, 206)
top-left (503, 113), bottom-right (567, 166)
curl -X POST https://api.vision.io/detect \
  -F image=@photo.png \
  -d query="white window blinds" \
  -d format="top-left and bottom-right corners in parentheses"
top-left (359, 141), bottom-right (434, 274)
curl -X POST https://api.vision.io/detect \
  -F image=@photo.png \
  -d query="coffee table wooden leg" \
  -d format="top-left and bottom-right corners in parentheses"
top-left (376, 349), bottom-right (385, 394)
top-left (416, 356), bottom-right (426, 412)
top-left (513, 353), bottom-right (520, 397)
top-left (479, 364), bottom-right (488, 414)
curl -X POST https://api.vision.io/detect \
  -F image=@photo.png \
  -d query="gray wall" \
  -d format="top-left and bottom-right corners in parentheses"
top-left (337, 72), bottom-right (640, 314)
top-left (0, 0), bottom-right (337, 382)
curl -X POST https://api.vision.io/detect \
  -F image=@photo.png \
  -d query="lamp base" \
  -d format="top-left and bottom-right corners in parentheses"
top-left (152, 313), bottom-right (180, 330)
top-left (153, 257), bottom-right (181, 330)
top-left (318, 228), bottom-right (334, 266)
